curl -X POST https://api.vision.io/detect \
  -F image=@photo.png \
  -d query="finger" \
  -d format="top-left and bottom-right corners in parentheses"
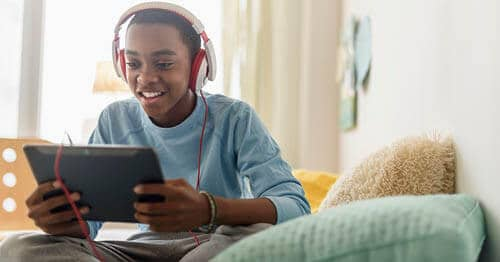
top-left (134, 179), bottom-right (190, 194)
top-left (134, 201), bottom-right (183, 215)
top-left (37, 207), bottom-right (89, 226)
top-left (26, 181), bottom-right (58, 206)
top-left (135, 182), bottom-right (192, 201)
top-left (28, 192), bottom-right (80, 218)
top-left (134, 183), bottom-right (166, 195)
top-left (44, 192), bottom-right (80, 211)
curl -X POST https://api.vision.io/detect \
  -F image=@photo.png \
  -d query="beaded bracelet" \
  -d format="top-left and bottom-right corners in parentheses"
top-left (199, 191), bottom-right (217, 233)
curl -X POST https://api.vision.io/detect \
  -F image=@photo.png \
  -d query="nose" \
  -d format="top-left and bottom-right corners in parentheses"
top-left (137, 66), bottom-right (159, 85)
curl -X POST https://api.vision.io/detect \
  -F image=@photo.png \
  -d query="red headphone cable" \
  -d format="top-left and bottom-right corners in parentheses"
top-left (196, 90), bottom-right (209, 192)
top-left (54, 144), bottom-right (105, 262)
top-left (188, 90), bottom-right (209, 246)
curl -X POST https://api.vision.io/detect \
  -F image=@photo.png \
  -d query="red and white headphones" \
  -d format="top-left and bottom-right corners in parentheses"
top-left (112, 1), bottom-right (217, 93)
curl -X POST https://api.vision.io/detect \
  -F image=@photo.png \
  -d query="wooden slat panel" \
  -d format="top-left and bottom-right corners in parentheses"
top-left (0, 138), bottom-right (50, 230)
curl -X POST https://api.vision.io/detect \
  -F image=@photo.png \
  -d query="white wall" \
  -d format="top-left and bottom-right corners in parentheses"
top-left (340, 0), bottom-right (500, 261)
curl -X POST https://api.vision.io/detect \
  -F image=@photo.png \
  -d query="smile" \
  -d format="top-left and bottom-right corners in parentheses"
top-left (139, 91), bottom-right (166, 98)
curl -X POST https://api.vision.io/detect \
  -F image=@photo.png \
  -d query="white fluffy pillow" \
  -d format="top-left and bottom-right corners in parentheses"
top-left (319, 134), bottom-right (455, 210)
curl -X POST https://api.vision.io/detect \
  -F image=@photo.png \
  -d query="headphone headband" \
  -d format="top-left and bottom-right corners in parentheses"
top-left (112, 1), bottom-right (216, 86)
top-left (114, 2), bottom-right (205, 36)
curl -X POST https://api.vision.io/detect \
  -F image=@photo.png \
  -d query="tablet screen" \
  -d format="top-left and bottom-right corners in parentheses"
top-left (23, 144), bottom-right (164, 222)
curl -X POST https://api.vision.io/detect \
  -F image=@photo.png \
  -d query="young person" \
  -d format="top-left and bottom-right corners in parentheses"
top-left (0, 2), bottom-right (310, 261)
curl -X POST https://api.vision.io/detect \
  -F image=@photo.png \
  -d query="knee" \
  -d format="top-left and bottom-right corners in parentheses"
top-left (0, 233), bottom-right (53, 258)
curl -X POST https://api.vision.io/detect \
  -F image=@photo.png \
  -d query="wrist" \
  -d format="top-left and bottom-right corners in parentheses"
top-left (207, 198), bottom-right (277, 225)
top-left (199, 191), bottom-right (217, 232)
top-left (199, 193), bottom-right (211, 225)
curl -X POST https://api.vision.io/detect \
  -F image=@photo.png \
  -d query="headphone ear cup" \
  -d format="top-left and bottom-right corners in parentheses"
top-left (119, 49), bottom-right (127, 82)
top-left (189, 49), bottom-right (207, 92)
top-left (195, 59), bottom-right (208, 92)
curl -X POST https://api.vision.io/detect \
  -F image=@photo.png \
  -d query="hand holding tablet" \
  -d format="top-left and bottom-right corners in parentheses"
top-left (23, 144), bottom-right (165, 223)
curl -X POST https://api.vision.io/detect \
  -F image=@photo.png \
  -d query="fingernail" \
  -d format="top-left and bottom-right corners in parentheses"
top-left (134, 186), bottom-right (140, 193)
top-left (53, 181), bottom-right (61, 188)
top-left (80, 207), bottom-right (89, 214)
top-left (71, 193), bottom-right (80, 200)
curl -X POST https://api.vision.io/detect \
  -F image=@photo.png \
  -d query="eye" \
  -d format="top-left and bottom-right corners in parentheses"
top-left (156, 62), bottom-right (174, 70)
top-left (126, 61), bottom-right (140, 70)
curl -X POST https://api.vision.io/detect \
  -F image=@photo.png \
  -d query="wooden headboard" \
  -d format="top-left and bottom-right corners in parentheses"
top-left (0, 138), bottom-right (50, 230)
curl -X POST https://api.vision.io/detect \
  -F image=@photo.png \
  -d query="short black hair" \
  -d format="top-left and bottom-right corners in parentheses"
top-left (127, 9), bottom-right (201, 62)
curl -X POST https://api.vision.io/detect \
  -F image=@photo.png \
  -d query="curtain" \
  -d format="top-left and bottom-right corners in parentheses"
top-left (222, 0), bottom-right (301, 166)
top-left (222, 0), bottom-right (341, 171)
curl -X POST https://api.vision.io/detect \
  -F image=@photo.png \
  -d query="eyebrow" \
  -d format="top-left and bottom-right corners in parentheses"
top-left (125, 49), bottom-right (176, 57)
top-left (152, 49), bottom-right (176, 56)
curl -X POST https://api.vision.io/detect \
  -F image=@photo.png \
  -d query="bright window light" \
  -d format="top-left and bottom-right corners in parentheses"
top-left (0, 0), bottom-right (24, 138)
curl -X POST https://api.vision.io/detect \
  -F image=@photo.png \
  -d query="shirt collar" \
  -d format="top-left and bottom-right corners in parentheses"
top-left (140, 94), bottom-right (203, 138)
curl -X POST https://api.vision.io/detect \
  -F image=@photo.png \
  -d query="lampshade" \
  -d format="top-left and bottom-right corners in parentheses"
top-left (92, 61), bottom-right (129, 93)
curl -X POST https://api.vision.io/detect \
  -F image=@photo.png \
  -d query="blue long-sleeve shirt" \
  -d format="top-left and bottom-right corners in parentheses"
top-left (86, 93), bottom-right (310, 239)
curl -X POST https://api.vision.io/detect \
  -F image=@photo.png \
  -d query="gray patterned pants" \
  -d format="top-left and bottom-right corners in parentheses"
top-left (0, 223), bottom-right (271, 262)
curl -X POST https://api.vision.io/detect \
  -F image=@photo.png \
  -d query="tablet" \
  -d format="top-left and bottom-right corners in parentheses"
top-left (23, 144), bottom-right (165, 223)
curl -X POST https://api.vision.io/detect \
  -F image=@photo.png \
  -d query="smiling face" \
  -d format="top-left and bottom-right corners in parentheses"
top-left (125, 23), bottom-right (195, 127)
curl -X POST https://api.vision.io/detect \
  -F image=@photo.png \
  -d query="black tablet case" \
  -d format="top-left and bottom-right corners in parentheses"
top-left (23, 145), bottom-right (164, 223)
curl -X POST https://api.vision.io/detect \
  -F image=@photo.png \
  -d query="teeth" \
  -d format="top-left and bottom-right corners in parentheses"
top-left (142, 92), bottom-right (163, 98)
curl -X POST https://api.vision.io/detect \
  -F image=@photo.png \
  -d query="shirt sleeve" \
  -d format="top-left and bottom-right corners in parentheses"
top-left (233, 106), bottom-right (311, 223)
top-left (85, 109), bottom-right (110, 239)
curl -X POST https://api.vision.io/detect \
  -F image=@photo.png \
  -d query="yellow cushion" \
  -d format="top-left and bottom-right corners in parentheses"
top-left (293, 169), bottom-right (339, 213)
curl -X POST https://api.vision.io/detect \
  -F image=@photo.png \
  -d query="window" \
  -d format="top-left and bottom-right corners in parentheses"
top-left (0, 0), bottom-right (24, 137)
top-left (40, 0), bottom-right (223, 143)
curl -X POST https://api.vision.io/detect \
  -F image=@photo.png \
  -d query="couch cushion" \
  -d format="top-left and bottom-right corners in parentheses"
top-left (213, 194), bottom-right (486, 262)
